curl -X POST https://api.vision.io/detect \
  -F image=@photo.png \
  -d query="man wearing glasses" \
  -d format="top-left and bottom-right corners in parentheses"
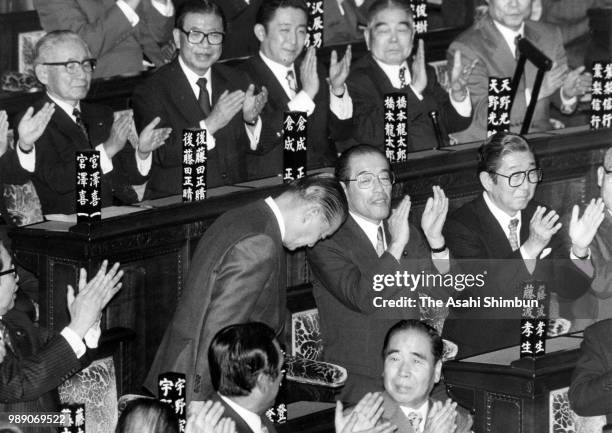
top-left (8, 30), bottom-right (168, 214)
top-left (308, 144), bottom-right (454, 403)
top-left (132, 0), bottom-right (268, 198)
top-left (442, 132), bottom-right (604, 357)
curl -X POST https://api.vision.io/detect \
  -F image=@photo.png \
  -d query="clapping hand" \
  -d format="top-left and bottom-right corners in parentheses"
top-left (300, 47), bottom-right (320, 100)
top-left (421, 186), bottom-right (448, 249)
top-left (449, 49), bottom-right (477, 102)
top-left (423, 399), bottom-right (457, 433)
top-left (562, 66), bottom-right (593, 99)
top-left (523, 206), bottom-right (562, 258)
top-left (569, 198), bottom-right (605, 257)
top-left (104, 113), bottom-right (132, 158)
top-left (17, 103), bottom-right (55, 152)
top-left (242, 84), bottom-right (268, 125)
top-left (335, 393), bottom-right (396, 433)
top-left (411, 39), bottom-right (427, 94)
top-left (206, 90), bottom-right (245, 134)
top-left (137, 116), bottom-right (171, 159)
top-left (185, 401), bottom-right (236, 433)
top-left (328, 45), bottom-right (352, 96)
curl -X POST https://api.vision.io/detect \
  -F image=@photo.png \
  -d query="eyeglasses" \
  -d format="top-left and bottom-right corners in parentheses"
top-left (179, 29), bottom-right (224, 45)
top-left (42, 59), bottom-right (97, 74)
top-left (490, 168), bottom-right (542, 187)
top-left (344, 172), bottom-right (396, 189)
top-left (0, 267), bottom-right (16, 277)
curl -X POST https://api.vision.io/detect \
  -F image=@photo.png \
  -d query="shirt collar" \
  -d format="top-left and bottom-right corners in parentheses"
top-left (399, 399), bottom-right (429, 432)
top-left (258, 51), bottom-right (296, 97)
top-left (350, 211), bottom-right (385, 250)
top-left (482, 191), bottom-right (522, 239)
top-left (178, 55), bottom-right (212, 97)
top-left (219, 394), bottom-right (262, 433)
top-left (372, 57), bottom-right (410, 89)
top-left (265, 196), bottom-right (286, 241)
top-left (46, 92), bottom-right (80, 121)
top-left (492, 20), bottom-right (525, 57)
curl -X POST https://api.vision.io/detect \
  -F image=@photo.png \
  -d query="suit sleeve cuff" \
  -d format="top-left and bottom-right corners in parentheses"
top-left (245, 117), bottom-right (262, 150)
top-left (61, 327), bottom-right (86, 359)
top-left (116, 0), bottom-right (140, 26)
top-left (198, 121), bottom-right (217, 150)
top-left (449, 89), bottom-right (472, 117)
top-left (16, 144), bottom-right (36, 172)
top-left (136, 150), bottom-right (152, 175)
top-left (288, 91), bottom-right (315, 116)
top-left (84, 320), bottom-right (101, 349)
top-left (95, 143), bottom-right (114, 174)
top-left (329, 84), bottom-right (353, 119)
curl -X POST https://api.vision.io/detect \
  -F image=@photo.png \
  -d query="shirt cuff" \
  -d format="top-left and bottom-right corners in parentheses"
top-left (329, 84), bottom-right (353, 120)
top-left (16, 144), bottom-right (36, 172)
top-left (151, 0), bottom-right (174, 16)
top-left (245, 117), bottom-right (262, 151)
top-left (288, 90), bottom-right (315, 116)
top-left (560, 87), bottom-right (577, 112)
top-left (449, 89), bottom-right (472, 117)
top-left (570, 248), bottom-right (591, 260)
top-left (95, 143), bottom-right (114, 174)
top-left (135, 149), bottom-right (152, 175)
top-left (84, 321), bottom-right (101, 349)
top-left (116, 0), bottom-right (140, 26)
top-left (61, 327), bottom-right (86, 359)
top-left (198, 121), bottom-right (217, 150)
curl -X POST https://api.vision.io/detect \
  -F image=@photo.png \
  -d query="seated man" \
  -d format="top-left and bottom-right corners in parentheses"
top-left (379, 320), bottom-right (472, 433)
top-left (308, 144), bottom-right (454, 403)
top-left (34, 0), bottom-right (174, 78)
top-left (442, 132), bottom-right (603, 357)
top-left (344, 0), bottom-right (473, 153)
top-left (240, 0), bottom-right (353, 179)
top-left (569, 318), bottom-right (612, 425)
top-left (2, 31), bottom-right (169, 215)
top-left (132, 0), bottom-right (268, 198)
top-left (0, 242), bottom-right (123, 432)
top-left (448, 0), bottom-right (592, 143)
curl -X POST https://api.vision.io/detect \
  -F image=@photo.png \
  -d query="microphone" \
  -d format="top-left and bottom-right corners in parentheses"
top-left (429, 110), bottom-right (447, 150)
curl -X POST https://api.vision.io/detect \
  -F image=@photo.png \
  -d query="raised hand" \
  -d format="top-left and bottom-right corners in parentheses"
top-left (0, 111), bottom-right (8, 157)
top-left (449, 49), bottom-right (477, 102)
top-left (242, 84), bottom-right (268, 125)
top-left (17, 103), bottom-right (55, 152)
top-left (206, 90), bottom-right (245, 134)
top-left (185, 401), bottom-right (236, 433)
top-left (423, 399), bottom-right (458, 433)
top-left (539, 62), bottom-right (567, 100)
top-left (137, 116), bottom-right (171, 159)
top-left (523, 206), bottom-right (562, 258)
top-left (104, 113), bottom-right (132, 158)
top-left (411, 39), bottom-right (427, 94)
top-left (569, 198), bottom-right (605, 257)
top-left (421, 186), bottom-right (449, 249)
top-left (387, 196), bottom-right (411, 260)
top-left (335, 393), bottom-right (383, 433)
top-left (300, 46), bottom-right (320, 100)
top-left (328, 45), bottom-right (352, 96)
top-left (561, 66), bottom-right (593, 99)
top-left (67, 260), bottom-right (123, 338)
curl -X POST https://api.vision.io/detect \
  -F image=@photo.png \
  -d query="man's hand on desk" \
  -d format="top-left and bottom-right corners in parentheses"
top-left (17, 103), bottom-right (55, 152)
top-left (103, 113), bottom-right (131, 158)
top-left (206, 90), bottom-right (245, 135)
top-left (137, 116), bottom-right (171, 159)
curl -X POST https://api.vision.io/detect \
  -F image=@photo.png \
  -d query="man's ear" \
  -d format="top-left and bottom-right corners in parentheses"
top-left (364, 27), bottom-right (371, 51)
top-left (34, 64), bottom-right (48, 86)
top-left (597, 166), bottom-right (604, 188)
top-left (173, 28), bottom-right (182, 50)
top-left (256, 371), bottom-right (273, 394)
top-left (479, 171), bottom-right (493, 192)
top-left (254, 24), bottom-right (266, 43)
top-left (434, 359), bottom-right (442, 383)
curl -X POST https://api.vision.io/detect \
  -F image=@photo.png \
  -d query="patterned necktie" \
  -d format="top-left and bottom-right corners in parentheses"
top-left (286, 69), bottom-right (298, 97)
top-left (514, 34), bottom-right (522, 59)
top-left (508, 218), bottom-right (520, 251)
top-left (73, 108), bottom-right (88, 139)
top-left (196, 77), bottom-right (212, 117)
top-left (0, 320), bottom-right (14, 353)
top-left (376, 226), bottom-right (385, 257)
top-left (406, 411), bottom-right (422, 433)
top-left (399, 66), bottom-right (408, 88)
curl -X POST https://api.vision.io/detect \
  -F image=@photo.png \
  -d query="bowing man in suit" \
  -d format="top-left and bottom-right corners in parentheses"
top-left (132, 0), bottom-right (268, 198)
top-left (7, 31), bottom-right (169, 215)
top-left (0, 242), bottom-right (123, 433)
top-left (308, 145), bottom-right (455, 404)
top-left (239, 0), bottom-right (353, 179)
top-left (344, 0), bottom-right (474, 154)
top-left (34, 0), bottom-right (174, 79)
top-left (447, 0), bottom-right (593, 143)
top-left (442, 132), bottom-right (604, 357)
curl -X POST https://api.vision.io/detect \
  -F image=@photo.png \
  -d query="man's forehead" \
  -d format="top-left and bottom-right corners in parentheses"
top-left (387, 329), bottom-right (433, 357)
top-left (271, 7), bottom-right (308, 25)
top-left (498, 150), bottom-right (535, 169)
top-left (370, 6), bottom-right (413, 26)
top-left (348, 152), bottom-right (390, 174)
top-left (48, 39), bottom-right (89, 59)
top-left (183, 12), bottom-right (223, 28)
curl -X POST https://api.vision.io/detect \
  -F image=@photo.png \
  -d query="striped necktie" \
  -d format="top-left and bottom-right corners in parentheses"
top-left (508, 218), bottom-right (520, 251)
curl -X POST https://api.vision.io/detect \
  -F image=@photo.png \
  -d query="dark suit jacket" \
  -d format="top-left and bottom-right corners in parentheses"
top-left (239, 54), bottom-right (351, 179)
top-left (343, 54), bottom-right (471, 153)
top-left (132, 59), bottom-right (251, 197)
top-left (218, 0), bottom-right (262, 60)
top-left (448, 17), bottom-right (567, 143)
top-left (569, 319), bottom-right (612, 424)
top-left (307, 216), bottom-right (451, 403)
top-left (144, 200), bottom-right (286, 401)
top-left (442, 195), bottom-right (591, 357)
top-left (211, 394), bottom-right (278, 433)
top-left (0, 310), bottom-right (83, 433)
top-left (34, 0), bottom-right (173, 78)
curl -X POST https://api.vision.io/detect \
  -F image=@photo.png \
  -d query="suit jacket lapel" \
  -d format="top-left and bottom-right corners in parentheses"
top-left (47, 96), bottom-right (91, 149)
top-left (211, 65), bottom-right (226, 106)
top-left (344, 215), bottom-right (380, 260)
top-left (479, 18), bottom-right (518, 76)
top-left (168, 59), bottom-right (207, 126)
top-left (382, 392), bottom-right (417, 433)
top-left (251, 55), bottom-right (291, 106)
top-left (474, 195), bottom-right (516, 258)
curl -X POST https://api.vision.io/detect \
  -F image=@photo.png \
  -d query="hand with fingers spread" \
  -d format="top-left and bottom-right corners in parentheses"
top-left (104, 113), bottom-right (132, 158)
top-left (242, 84), bottom-right (268, 125)
top-left (335, 393), bottom-right (396, 433)
top-left (67, 260), bottom-right (123, 338)
top-left (561, 66), bottom-right (592, 99)
top-left (206, 90), bottom-right (246, 135)
top-left (17, 103), bottom-right (55, 152)
top-left (411, 39), bottom-right (427, 95)
top-left (329, 45), bottom-right (352, 96)
top-left (137, 116), bottom-right (171, 159)
top-left (300, 47), bottom-right (320, 100)
top-left (449, 49), bottom-right (477, 103)
top-left (569, 198), bottom-right (606, 257)
top-left (421, 186), bottom-right (449, 249)
top-left (185, 400), bottom-right (236, 433)
top-left (387, 196), bottom-right (411, 260)
top-left (539, 62), bottom-right (567, 100)
top-left (423, 399), bottom-right (458, 433)
top-left (522, 206), bottom-right (562, 258)
top-left (0, 111), bottom-right (8, 157)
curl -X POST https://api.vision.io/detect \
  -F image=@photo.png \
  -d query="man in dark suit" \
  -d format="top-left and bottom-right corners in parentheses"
top-left (239, 0), bottom-right (353, 179)
top-left (217, 0), bottom-right (263, 60)
top-left (5, 31), bottom-right (169, 215)
top-left (308, 145), bottom-right (454, 403)
top-left (442, 132), bottom-right (603, 357)
top-left (132, 0), bottom-right (268, 198)
top-left (0, 242), bottom-right (123, 433)
top-left (447, 0), bottom-right (592, 143)
top-left (144, 174), bottom-right (347, 401)
top-left (34, 0), bottom-right (174, 78)
top-left (344, 0), bottom-right (474, 154)
top-left (380, 320), bottom-right (472, 433)
top-left (569, 318), bottom-right (612, 425)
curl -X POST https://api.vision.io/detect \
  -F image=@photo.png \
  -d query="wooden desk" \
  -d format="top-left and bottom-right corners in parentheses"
top-left (8, 126), bottom-right (612, 395)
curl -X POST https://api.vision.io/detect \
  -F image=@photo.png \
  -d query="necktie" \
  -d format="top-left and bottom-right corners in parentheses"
top-left (196, 77), bottom-right (212, 117)
top-left (399, 66), bottom-right (408, 88)
top-left (508, 218), bottom-right (520, 251)
top-left (514, 34), bottom-right (522, 59)
top-left (73, 108), bottom-right (88, 139)
top-left (286, 69), bottom-right (298, 97)
top-left (376, 226), bottom-right (385, 257)
top-left (406, 411), bottom-right (422, 433)
top-left (0, 320), bottom-right (14, 353)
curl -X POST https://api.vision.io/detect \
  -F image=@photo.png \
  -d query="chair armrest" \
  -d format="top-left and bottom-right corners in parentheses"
top-left (285, 355), bottom-right (347, 388)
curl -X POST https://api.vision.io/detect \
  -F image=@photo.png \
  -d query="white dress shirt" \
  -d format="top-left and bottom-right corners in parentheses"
top-left (399, 400), bottom-right (429, 433)
top-left (116, 0), bottom-right (175, 27)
